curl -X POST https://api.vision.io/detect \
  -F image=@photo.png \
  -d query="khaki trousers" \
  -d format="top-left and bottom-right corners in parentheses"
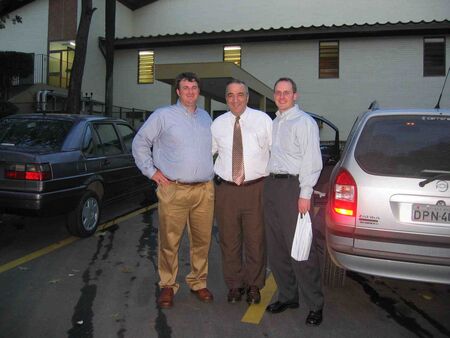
top-left (157, 181), bottom-right (214, 293)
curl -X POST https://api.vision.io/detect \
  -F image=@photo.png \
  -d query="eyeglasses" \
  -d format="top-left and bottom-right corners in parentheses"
top-left (274, 90), bottom-right (294, 97)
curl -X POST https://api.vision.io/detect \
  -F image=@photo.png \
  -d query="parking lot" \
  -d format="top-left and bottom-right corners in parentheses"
top-left (0, 203), bottom-right (449, 338)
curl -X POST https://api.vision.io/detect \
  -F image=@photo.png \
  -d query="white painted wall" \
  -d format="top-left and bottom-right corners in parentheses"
top-left (114, 35), bottom-right (450, 138)
top-left (0, 0), bottom-right (49, 54)
top-left (113, 44), bottom-right (225, 111)
top-left (116, 1), bottom-right (134, 38)
top-left (130, 0), bottom-right (450, 36)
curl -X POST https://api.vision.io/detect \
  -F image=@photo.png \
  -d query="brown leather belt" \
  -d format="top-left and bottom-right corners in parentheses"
top-left (169, 180), bottom-right (209, 186)
top-left (221, 176), bottom-right (265, 187)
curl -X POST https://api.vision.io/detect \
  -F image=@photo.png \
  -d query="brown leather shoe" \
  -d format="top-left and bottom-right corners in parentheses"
top-left (227, 288), bottom-right (245, 303)
top-left (191, 288), bottom-right (214, 303)
top-left (246, 286), bottom-right (261, 304)
top-left (157, 287), bottom-right (174, 308)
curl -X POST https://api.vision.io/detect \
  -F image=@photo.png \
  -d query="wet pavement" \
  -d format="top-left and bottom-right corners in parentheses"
top-left (0, 208), bottom-right (449, 338)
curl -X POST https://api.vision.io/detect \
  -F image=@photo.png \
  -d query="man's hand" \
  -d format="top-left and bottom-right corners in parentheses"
top-left (298, 198), bottom-right (311, 215)
top-left (151, 170), bottom-right (171, 186)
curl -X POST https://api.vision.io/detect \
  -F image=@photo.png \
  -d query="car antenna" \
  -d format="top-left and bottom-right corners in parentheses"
top-left (435, 66), bottom-right (450, 109)
top-left (368, 100), bottom-right (379, 110)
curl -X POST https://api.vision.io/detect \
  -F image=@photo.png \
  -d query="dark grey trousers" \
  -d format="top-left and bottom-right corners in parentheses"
top-left (263, 175), bottom-right (324, 311)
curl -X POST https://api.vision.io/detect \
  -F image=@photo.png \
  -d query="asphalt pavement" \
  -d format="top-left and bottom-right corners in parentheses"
top-left (0, 207), bottom-right (449, 338)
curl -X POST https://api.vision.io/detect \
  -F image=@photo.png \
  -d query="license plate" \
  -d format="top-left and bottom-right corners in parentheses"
top-left (411, 204), bottom-right (450, 224)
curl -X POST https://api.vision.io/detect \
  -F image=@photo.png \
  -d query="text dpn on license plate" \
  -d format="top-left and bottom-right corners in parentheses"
top-left (412, 204), bottom-right (450, 224)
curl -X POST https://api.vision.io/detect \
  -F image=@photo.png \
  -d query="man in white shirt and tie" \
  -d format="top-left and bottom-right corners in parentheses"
top-left (212, 79), bottom-right (272, 304)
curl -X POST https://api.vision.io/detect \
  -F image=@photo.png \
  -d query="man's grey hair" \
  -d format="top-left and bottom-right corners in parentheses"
top-left (225, 79), bottom-right (249, 95)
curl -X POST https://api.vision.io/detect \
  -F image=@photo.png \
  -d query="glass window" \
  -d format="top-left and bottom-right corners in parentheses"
top-left (82, 125), bottom-right (103, 157)
top-left (0, 118), bottom-right (73, 151)
top-left (424, 37), bottom-right (445, 77)
top-left (138, 50), bottom-right (154, 84)
top-left (355, 115), bottom-right (450, 178)
top-left (319, 41), bottom-right (339, 78)
top-left (116, 124), bottom-right (135, 153)
top-left (224, 45), bottom-right (241, 66)
top-left (94, 123), bottom-right (123, 155)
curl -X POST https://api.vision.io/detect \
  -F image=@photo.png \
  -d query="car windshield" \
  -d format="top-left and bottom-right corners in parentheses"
top-left (354, 114), bottom-right (450, 178)
top-left (0, 118), bottom-right (73, 152)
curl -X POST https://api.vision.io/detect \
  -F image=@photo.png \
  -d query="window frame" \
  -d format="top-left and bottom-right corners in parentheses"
top-left (138, 50), bottom-right (155, 84)
top-left (223, 45), bottom-right (242, 67)
top-left (319, 40), bottom-right (339, 79)
top-left (423, 37), bottom-right (446, 77)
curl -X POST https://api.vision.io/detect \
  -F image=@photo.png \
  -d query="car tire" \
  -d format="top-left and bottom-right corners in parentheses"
top-left (322, 244), bottom-right (346, 287)
top-left (66, 191), bottom-right (101, 237)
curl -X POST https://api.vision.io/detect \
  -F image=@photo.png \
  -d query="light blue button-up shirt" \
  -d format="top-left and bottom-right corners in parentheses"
top-left (267, 104), bottom-right (323, 199)
top-left (132, 101), bottom-right (214, 183)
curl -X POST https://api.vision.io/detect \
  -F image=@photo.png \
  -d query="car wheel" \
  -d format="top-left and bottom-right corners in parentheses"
top-left (323, 244), bottom-right (346, 287)
top-left (66, 191), bottom-right (101, 237)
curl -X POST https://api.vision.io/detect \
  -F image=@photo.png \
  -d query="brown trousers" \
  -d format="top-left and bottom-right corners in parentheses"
top-left (214, 179), bottom-right (266, 289)
top-left (157, 181), bottom-right (214, 293)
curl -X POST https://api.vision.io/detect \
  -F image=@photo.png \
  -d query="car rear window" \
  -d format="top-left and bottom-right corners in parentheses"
top-left (354, 115), bottom-right (450, 178)
top-left (0, 118), bottom-right (73, 152)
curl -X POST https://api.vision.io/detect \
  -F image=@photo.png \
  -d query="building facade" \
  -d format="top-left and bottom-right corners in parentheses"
top-left (1, 0), bottom-right (449, 137)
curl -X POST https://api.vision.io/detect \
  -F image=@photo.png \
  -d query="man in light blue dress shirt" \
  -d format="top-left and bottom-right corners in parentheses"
top-left (264, 77), bottom-right (324, 326)
top-left (132, 72), bottom-right (215, 309)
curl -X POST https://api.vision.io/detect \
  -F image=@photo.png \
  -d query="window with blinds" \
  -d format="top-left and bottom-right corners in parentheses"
top-left (224, 45), bottom-right (241, 66)
top-left (138, 50), bottom-right (154, 84)
top-left (424, 37), bottom-right (445, 77)
top-left (319, 41), bottom-right (339, 79)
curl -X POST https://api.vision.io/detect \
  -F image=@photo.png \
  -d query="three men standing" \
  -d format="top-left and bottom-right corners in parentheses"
top-left (212, 79), bottom-right (272, 304)
top-left (132, 73), bottom-right (324, 326)
top-left (264, 77), bottom-right (324, 326)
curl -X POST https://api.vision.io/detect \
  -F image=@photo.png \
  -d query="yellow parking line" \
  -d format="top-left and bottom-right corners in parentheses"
top-left (241, 273), bottom-right (277, 324)
top-left (0, 203), bottom-right (158, 274)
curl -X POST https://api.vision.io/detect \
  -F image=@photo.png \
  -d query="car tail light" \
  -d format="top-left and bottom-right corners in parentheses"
top-left (5, 163), bottom-right (52, 181)
top-left (332, 169), bottom-right (357, 217)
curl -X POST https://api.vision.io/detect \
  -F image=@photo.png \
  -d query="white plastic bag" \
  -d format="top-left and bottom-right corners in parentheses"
top-left (291, 212), bottom-right (312, 261)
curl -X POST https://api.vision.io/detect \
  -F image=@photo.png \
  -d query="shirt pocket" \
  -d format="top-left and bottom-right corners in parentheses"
top-left (246, 129), bottom-right (269, 151)
top-left (279, 126), bottom-right (299, 154)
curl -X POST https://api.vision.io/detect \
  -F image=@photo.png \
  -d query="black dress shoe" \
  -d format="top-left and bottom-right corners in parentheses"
top-left (305, 309), bottom-right (323, 326)
top-left (266, 300), bottom-right (299, 314)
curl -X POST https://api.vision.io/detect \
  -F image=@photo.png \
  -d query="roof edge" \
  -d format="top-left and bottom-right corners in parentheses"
top-left (109, 20), bottom-right (450, 50)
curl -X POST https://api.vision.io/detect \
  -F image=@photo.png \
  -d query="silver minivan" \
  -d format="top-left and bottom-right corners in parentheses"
top-left (326, 108), bottom-right (450, 284)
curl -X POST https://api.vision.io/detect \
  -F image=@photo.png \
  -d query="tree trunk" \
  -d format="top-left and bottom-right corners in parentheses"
top-left (66, 0), bottom-right (96, 114)
top-left (104, 0), bottom-right (115, 116)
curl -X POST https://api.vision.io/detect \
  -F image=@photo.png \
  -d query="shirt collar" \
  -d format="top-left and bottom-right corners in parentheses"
top-left (276, 104), bottom-right (299, 120)
top-left (229, 106), bottom-right (249, 122)
top-left (176, 100), bottom-right (198, 115)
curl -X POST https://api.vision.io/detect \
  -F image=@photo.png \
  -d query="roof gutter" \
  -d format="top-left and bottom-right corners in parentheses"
top-left (100, 20), bottom-right (450, 50)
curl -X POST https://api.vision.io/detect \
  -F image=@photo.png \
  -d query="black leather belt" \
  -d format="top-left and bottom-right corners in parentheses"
top-left (269, 173), bottom-right (298, 179)
top-left (215, 176), bottom-right (265, 186)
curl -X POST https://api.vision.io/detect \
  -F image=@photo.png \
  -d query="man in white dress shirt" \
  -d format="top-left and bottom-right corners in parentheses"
top-left (212, 79), bottom-right (272, 304)
top-left (264, 77), bottom-right (324, 326)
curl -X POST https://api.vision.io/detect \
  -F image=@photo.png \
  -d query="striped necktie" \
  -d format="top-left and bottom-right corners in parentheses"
top-left (232, 116), bottom-right (245, 185)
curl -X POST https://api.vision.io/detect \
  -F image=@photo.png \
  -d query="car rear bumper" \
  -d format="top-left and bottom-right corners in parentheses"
top-left (328, 248), bottom-right (450, 284)
top-left (0, 186), bottom-right (85, 216)
top-left (327, 229), bottom-right (450, 284)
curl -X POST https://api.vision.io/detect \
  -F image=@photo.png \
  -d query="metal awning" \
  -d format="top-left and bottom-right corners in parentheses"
top-left (155, 62), bottom-right (277, 114)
